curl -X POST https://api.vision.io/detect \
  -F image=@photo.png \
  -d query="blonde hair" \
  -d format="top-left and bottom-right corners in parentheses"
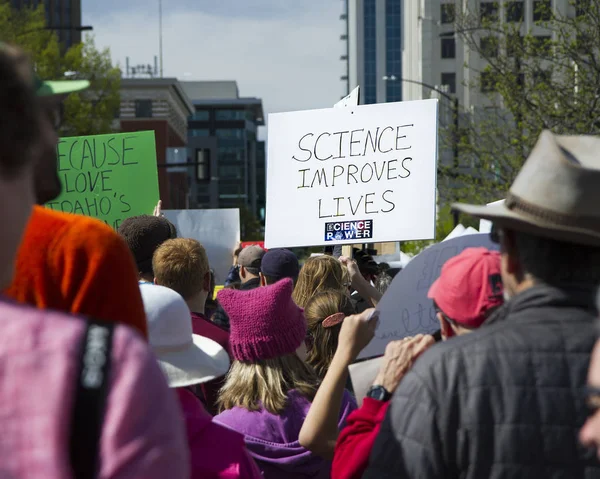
top-left (292, 256), bottom-right (348, 308)
top-left (304, 290), bottom-right (356, 379)
top-left (218, 354), bottom-right (320, 415)
top-left (153, 238), bottom-right (209, 300)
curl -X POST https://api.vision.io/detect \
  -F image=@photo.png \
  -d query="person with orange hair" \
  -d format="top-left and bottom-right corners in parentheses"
top-left (153, 237), bottom-right (231, 415)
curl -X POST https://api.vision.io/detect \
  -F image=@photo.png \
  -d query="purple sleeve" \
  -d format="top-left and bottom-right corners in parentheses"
top-left (99, 326), bottom-right (190, 479)
top-left (339, 389), bottom-right (359, 429)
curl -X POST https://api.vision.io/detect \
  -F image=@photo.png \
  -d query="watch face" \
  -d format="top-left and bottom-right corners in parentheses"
top-left (367, 385), bottom-right (390, 401)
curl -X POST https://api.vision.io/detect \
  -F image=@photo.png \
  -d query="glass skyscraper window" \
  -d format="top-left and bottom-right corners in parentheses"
top-left (441, 73), bottom-right (456, 94)
top-left (441, 38), bottom-right (456, 59)
top-left (219, 165), bottom-right (242, 179)
top-left (505, 1), bottom-right (524, 22)
top-left (190, 110), bottom-right (210, 121)
top-left (363, 0), bottom-right (377, 104)
top-left (480, 36), bottom-right (499, 58)
top-left (533, 0), bottom-right (551, 21)
top-left (134, 99), bottom-right (153, 118)
top-left (219, 146), bottom-right (244, 162)
top-left (53, 2), bottom-right (61, 25)
top-left (480, 2), bottom-right (499, 21)
top-left (385, 0), bottom-right (402, 102)
top-left (215, 110), bottom-right (246, 121)
top-left (189, 129), bottom-right (210, 137)
top-left (441, 3), bottom-right (455, 24)
top-left (215, 129), bottom-right (245, 140)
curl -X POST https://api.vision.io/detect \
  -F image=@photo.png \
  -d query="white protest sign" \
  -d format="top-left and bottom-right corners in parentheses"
top-left (333, 86), bottom-right (360, 108)
top-left (265, 99), bottom-right (439, 248)
top-left (349, 356), bottom-right (382, 407)
top-left (163, 209), bottom-right (240, 285)
top-left (442, 224), bottom-right (466, 242)
top-left (359, 233), bottom-right (498, 359)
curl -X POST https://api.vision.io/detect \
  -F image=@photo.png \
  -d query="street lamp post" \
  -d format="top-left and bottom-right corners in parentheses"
top-left (383, 75), bottom-right (461, 226)
top-left (158, 0), bottom-right (164, 78)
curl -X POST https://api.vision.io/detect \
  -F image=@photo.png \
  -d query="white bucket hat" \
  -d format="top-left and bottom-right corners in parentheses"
top-left (140, 283), bottom-right (230, 388)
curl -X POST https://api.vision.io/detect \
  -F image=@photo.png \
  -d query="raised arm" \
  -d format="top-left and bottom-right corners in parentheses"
top-left (339, 256), bottom-right (382, 307)
top-left (298, 309), bottom-right (378, 459)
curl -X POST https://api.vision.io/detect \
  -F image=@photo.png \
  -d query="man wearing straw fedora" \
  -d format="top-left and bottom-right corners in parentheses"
top-left (365, 131), bottom-right (600, 478)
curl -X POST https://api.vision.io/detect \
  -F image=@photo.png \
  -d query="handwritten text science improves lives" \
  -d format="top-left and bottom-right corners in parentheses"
top-left (264, 99), bottom-right (438, 248)
top-left (46, 131), bottom-right (159, 229)
top-left (292, 124), bottom-right (414, 218)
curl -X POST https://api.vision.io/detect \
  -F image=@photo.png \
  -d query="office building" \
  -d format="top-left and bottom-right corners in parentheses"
top-left (11, 0), bottom-right (82, 49)
top-left (181, 81), bottom-right (266, 222)
top-left (396, 0), bottom-right (580, 109)
top-left (344, 0), bottom-right (581, 163)
top-left (345, 0), bottom-right (579, 109)
top-left (343, 0), bottom-right (403, 104)
top-left (118, 78), bottom-right (195, 210)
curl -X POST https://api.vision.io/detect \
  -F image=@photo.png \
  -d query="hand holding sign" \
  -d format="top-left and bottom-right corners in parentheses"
top-left (153, 200), bottom-right (164, 217)
top-left (339, 256), bottom-right (359, 281)
top-left (336, 308), bottom-right (379, 363)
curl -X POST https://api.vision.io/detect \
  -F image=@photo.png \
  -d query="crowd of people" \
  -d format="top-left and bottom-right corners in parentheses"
top-left (2, 41), bottom-right (600, 479)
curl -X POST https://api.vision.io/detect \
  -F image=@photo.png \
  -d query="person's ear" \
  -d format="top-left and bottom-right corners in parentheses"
top-left (203, 271), bottom-right (211, 292)
top-left (259, 273), bottom-right (267, 287)
top-left (153, 277), bottom-right (158, 285)
top-left (438, 312), bottom-right (452, 340)
top-left (240, 265), bottom-right (246, 279)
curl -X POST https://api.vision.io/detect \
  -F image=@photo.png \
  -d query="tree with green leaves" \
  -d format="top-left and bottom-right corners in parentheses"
top-left (0, 0), bottom-right (120, 136)
top-left (438, 0), bottom-right (600, 208)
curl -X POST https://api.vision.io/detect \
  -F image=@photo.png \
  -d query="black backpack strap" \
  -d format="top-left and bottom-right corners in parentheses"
top-left (70, 319), bottom-right (115, 479)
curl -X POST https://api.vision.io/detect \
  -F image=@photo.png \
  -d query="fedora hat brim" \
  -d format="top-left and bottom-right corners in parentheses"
top-left (453, 201), bottom-right (600, 247)
top-left (155, 334), bottom-right (230, 388)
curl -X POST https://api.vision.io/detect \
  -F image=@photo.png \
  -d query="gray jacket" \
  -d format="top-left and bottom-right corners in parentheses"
top-left (365, 284), bottom-right (600, 478)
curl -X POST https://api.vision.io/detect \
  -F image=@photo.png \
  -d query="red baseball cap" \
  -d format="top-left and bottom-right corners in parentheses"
top-left (428, 247), bottom-right (503, 328)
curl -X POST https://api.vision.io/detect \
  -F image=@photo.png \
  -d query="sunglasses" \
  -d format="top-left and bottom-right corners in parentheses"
top-left (585, 386), bottom-right (600, 413)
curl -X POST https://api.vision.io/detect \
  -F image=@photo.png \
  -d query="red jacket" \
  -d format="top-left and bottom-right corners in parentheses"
top-left (332, 397), bottom-right (389, 479)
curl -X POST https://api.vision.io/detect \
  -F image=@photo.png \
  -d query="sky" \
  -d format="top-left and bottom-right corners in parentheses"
top-left (82, 0), bottom-right (347, 126)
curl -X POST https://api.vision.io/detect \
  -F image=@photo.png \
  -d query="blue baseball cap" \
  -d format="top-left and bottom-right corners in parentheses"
top-left (261, 249), bottom-right (300, 281)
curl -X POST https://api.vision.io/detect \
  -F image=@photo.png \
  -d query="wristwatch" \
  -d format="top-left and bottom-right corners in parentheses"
top-left (366, 385), bottom-right (392, 402)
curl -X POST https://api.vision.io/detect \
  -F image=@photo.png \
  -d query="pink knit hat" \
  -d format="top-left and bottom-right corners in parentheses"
top-left (217, 278), bottom-right (306, 362)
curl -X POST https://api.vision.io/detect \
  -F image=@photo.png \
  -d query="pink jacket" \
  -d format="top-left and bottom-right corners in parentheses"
top-left (0, 297), bottom-right (189, 478)
top-left (177, 388), bottom-right (263, 479)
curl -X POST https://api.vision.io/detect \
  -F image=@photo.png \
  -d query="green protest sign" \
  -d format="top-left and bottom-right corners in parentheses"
top-left (46, 131), bottom-right (159, 229)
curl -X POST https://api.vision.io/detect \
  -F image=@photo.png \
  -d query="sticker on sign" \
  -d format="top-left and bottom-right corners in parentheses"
top-left (324, 219), bottom-right (373, 242)
top-left (264, 99), bottom-right (439, 248)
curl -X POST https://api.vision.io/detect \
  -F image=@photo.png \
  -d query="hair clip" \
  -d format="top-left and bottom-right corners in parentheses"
top-left (322, 312), bottom-right (345, 328)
